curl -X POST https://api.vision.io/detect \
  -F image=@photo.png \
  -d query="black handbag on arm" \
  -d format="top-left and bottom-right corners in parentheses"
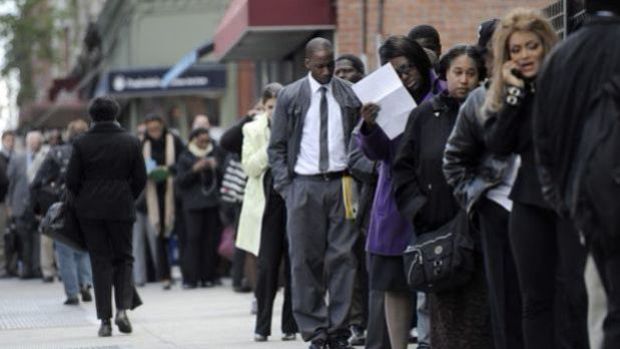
top-left (403, 210), bottom-right (475, 293)
top-left (40, 191), bottom-right (86, 252)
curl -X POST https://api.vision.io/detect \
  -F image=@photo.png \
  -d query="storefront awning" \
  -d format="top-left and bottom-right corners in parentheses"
top-left (214, 0), bottom-right (335, 61)
top-left (19, 100), bottom-right (88, 129)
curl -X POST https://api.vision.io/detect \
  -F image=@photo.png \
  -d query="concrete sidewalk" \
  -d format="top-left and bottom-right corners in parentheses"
top-left (0, 278), bottom-right (303, 349)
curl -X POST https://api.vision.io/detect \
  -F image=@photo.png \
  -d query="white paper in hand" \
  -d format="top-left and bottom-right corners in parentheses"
top-left (352, 63), bottom-right (417, 139)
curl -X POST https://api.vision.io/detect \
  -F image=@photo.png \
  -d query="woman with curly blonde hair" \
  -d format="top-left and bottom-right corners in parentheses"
top-left (483, 8), bottom-right (589, 349)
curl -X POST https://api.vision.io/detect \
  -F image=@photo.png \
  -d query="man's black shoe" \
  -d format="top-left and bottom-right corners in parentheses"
top-left (81, 286), bottom-right (93, 302)
top-left (309, 338), bottom-right (329, 349)
top-left (42, 276), bottom-right (54, 283)
top-left (98, 319), bottom-right (112, 337)
top-left (114, 310), bottom-right (132, 334)
top-left (63, 297), bottom-right (79, 306)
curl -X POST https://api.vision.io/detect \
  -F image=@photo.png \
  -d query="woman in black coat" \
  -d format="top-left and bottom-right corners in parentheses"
top-left (392, 45), bottom-right (491, 348)
top-left (482, 8), bottom-right (588, 349)
top-left (66, 97), bottom-right (147, 337)
top-left (175, 128), bottom-right (226, 288)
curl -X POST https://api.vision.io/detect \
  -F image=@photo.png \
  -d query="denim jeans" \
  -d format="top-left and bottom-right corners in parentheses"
top-left (417, 292), bottom-right (431, 347)
top-left (56, 241), bottom-right (92, 297)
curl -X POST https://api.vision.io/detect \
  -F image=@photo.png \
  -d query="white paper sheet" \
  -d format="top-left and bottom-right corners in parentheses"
top-left (352, 63), bottom-right (417, 139)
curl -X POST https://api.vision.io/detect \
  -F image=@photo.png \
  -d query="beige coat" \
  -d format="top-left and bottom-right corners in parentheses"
top-left (236, 113), bottom-right (270, 256)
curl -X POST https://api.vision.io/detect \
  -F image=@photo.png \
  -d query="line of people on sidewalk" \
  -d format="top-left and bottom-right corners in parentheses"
top-left (227, 3), bottom-right (620, 349)
top-left (4, 2), bottom-right (619, 348)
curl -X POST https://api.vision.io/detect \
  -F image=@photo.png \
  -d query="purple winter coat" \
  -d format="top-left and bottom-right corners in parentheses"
top-left (358, 74), bottom-right (443, 256)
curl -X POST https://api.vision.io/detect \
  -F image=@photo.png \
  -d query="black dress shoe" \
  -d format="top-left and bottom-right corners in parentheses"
top-left (80, 286), bottom-right (93, 302)
top-left (114, 310), bottom-right (132, 334)
top-left (64, 297), bottom-right (79, 305)
top-left (254, 334), bottom-right (268, 342)
top-left (42, 276), bottom-right (54, 283)
top-left (98, 319), bottom-right (112, 337)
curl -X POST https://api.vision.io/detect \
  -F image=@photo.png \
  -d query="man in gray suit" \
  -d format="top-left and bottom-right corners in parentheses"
top-left (268, 37), bottom-right (361, 349)
top-left (7, 131), bottom-right (48, 279)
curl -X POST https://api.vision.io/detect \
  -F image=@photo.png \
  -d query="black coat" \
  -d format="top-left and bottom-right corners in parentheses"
top-left (393, 93), bottom-right (461, 234)
top-left (66, 122), bottom-right (147, 221)
top-left (0, 153), bottom-right (9, 203)
top-left (534, 16), bottom-right (620, 215)
top-left (219, 115), bottom-right (254, 156)
top-left (175, 144), bottom-right (226, 210)
top-left (484, 83), bottom-right (547, 209)
top-left (31, 143), bottom-right (73, 214)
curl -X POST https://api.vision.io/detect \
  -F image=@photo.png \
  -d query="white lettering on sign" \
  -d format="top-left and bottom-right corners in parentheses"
top-left (111, 74), bottom-right (210, 91)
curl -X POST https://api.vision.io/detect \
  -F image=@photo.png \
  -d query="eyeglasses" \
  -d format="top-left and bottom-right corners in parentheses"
top-left (394, 63), bottom-right (416, 78)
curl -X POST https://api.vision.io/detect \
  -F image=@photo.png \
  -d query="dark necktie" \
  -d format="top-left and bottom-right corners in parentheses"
top-left (319, 86), bottom-right (329, 173)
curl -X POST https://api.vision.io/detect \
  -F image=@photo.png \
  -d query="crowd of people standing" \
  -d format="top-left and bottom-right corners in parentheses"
top-left (1, 2), bottom-right (619, 349)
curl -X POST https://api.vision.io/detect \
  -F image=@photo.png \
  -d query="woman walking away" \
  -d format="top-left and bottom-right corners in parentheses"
top-left (66, 96), bottom-right (147, 337)
top-left (358, 35), bottom-right (442, 349)
top-left (175, 128), bottom-right (225, 288)
top-left (392, 44), bottom-right (491, 348)
top-left (483, 8), bottom-right (589, 349)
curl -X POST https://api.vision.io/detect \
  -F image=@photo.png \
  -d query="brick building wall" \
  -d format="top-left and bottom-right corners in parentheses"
top-left (336, 0), bottom-right (554, 71)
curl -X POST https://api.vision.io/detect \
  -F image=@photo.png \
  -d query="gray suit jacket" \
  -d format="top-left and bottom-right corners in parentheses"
top-left (7, 154), bottom-right (31, 217)
top-left (268, 76), bottom-right (361, 195)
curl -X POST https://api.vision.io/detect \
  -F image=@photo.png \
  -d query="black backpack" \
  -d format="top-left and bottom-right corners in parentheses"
top-left (573, 75), bottom-right (620, 240)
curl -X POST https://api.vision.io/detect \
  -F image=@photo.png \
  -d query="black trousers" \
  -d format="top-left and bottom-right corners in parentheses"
top-left (16, 215), bottom-right (38, 277)
top-left (510, 202), bottom-right (589, 349)
top-left (254, 190), bottom-right (297, 336)
top-left (182, 207), bottom-right (221, 285)
top-left (349, 231), bottom-right (369, 329)
top-left (365, 254), bottom-right (392, 349)
top-left (477, 199), bottom-right (523, 349)
top-left (590, 237), bottom-right (620, 349)
top-left (80, 218), bottom-right (135, 320)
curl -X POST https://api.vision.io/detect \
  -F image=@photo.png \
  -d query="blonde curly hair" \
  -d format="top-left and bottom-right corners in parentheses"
top-left (484, 8), bottom-right (558, 113)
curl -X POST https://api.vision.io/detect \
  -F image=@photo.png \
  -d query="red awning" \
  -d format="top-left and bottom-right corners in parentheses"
top-left (19, 99), bottom-right (88, 129)
top-left (214, 0), bottom-right (335, 61)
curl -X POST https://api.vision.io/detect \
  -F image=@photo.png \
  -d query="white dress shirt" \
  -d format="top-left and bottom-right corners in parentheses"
top-left (294, 73), bottom-right (348, 175)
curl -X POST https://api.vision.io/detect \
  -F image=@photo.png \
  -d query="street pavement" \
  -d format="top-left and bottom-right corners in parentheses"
top-left (0, 277), bottom-right (304, 349)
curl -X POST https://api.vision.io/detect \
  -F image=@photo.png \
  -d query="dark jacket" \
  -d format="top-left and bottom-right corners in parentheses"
top-left (31, 143), bottom-right (73, 214)
top-left (347, 130), bottom-right (377, 232)
top-left (534, 16), bottom-right (620, 216)
top-left (175, 143), bottom-right (226, 210)
top-left (66, 122), bottom-right (147, 221)
top-left (268, 75), bottom-right (361, 195)
top-left (0, 152), bottom-right (9, 202)
top-left (393, 93), bottom-right (461, 234)
top-left (219, 115), bottom-right (254, 156)
top-left (357, 83), bottom-right (440, 254)
top-left (443, 85), bottom-right (512, 213)
top-left (484, 83), bottom-right (547, 209)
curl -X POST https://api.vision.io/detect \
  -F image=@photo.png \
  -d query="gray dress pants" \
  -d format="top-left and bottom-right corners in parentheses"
top-left (286, 177), bottom-right (358, 342)
top-left (132, 212), bottom-right (158, 285)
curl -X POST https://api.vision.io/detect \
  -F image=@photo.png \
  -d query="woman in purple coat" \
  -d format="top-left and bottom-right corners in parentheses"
top-left (357, 35), bottom-right (441, 349)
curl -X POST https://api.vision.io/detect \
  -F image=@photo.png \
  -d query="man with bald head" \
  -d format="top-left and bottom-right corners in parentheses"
top-left (269, 37), bottom-right (361, 349)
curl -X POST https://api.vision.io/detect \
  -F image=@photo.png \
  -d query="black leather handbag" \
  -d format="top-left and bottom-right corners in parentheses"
top-left (403, 210), bottom-right (475, 293)
top-left (40, 193), bottom-right (86, 252)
